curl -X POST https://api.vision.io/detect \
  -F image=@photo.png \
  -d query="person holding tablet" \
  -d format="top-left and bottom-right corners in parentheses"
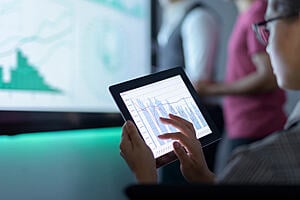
top-left (197, 0), bottom-right (287, 173)
top-left (119, 0), bottom-right (300, 184)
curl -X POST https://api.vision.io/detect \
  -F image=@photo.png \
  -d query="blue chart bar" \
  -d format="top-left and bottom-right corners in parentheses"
top-left (134, 97), bottom-right (206, 148)
top-left (136, 98), bottom-right (164, 146)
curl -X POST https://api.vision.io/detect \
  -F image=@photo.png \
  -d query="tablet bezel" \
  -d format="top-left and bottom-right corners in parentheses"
top-left (109, 67), bottom-right (221, 168)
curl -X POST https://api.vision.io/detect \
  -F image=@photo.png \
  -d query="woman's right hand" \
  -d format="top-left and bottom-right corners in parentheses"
top-left (159, 114), bottom-right (215, 183)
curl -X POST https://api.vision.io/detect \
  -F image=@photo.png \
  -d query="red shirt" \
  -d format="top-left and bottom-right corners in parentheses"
top-left (224, 0), bottom-right (286, 139)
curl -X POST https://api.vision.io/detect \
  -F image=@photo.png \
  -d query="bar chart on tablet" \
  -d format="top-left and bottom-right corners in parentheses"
top-left (120, 75), bottom-right (212, 158)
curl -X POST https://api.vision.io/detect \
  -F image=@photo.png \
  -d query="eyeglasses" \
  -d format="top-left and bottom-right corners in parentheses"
top-left (253, 11), bottom-right (300, 45)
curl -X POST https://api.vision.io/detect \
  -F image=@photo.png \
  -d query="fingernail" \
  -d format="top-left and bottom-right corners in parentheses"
top-left (126, 121), bottom-right (134, 128)
top-left (174, 141), bottom-right (181, 148)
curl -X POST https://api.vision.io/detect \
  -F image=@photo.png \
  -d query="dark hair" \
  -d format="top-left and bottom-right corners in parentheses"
top-left (275, 0), bottom-right (300, 15)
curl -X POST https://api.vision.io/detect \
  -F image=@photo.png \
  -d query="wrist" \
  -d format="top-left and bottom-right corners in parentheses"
top-left (201, 170), bottom-right (216, 183)
top-left (207, 83), bottom-right (225, 96)
top-left (186, 167), bottom-right (216, 184)
top-left (135, 169), bottom-right (158, 184)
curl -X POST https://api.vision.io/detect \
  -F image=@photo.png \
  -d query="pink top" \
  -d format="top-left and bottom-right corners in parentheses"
top-left (224, 0), bottom-right (286, 139)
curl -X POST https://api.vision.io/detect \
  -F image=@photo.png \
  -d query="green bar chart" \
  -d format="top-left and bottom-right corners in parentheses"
top-left (0, 50), bottom-right (61, 92)
top-left (0, 0), bottom-right (150, 112)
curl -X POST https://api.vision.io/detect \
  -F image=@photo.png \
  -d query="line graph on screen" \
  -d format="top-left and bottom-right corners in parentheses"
top-left (120, 76), bottom-right (211, 156)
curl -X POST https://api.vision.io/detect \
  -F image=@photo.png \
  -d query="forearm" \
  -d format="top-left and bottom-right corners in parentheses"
top-left (135, 169), bottom-right (158, 184)
top-left (199, 71), bottom-right (279, 96)
top-left (228, 72), bottom-right (278, 95)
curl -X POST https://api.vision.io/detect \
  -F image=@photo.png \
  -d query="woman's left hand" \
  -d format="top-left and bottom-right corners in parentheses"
top-left (120, 120), bottom-right (157, 183)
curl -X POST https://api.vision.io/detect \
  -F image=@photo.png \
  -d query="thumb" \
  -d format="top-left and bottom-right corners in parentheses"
top-left (126, 121), bottom-right (143, 145)
top-left (173, 141), bottom-right (189, 164)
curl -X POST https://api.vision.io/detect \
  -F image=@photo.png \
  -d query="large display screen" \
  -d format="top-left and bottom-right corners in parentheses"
top-left (0, 0), bottom-right (151, 112)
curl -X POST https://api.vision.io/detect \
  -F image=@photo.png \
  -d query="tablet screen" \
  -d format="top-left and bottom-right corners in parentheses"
top-left (119, 75), bottom-right (212, 159)
top-left (109, 67), bottom-right (220, 167)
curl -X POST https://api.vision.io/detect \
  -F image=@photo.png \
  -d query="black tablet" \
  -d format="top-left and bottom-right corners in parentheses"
top-left (109, 67), bottom-right (221, 168)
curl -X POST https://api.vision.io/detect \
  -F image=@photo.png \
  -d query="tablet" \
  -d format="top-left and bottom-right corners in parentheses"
top-left (109, 67), bottom-right (221, 168)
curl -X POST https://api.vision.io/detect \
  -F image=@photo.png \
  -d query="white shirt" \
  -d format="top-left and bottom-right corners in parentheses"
top-left (157, 1), bottom-right (219, 84)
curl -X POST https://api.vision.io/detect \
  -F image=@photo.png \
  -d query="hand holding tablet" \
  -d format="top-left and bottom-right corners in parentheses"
top-left (109, 67), bottom-right (220, 168)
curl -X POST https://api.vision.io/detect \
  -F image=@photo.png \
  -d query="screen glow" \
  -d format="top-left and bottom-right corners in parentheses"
top-left (0, 0), bottom-right (151, 112)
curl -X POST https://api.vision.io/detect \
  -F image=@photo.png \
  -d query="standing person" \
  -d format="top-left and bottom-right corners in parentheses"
top-left (119, 0), bottom-right (300, 184)
top-left (156, 0), bottom-right (219, 85)
top-left (195, 0), bottom-right (287, 173)
top-left (155, 0), bottom-right (222, 182)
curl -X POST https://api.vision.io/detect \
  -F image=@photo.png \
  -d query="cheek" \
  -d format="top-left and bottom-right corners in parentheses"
top-left (268, 49), bottom-right (284, 84)
top-left (267, 30), bottom-right (288, 87)
top-left (268, 24), bottom-right (300, 89)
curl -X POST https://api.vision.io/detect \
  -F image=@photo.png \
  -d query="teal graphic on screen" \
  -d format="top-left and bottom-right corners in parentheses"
top-left (0, 0), bottom-right (150, 112)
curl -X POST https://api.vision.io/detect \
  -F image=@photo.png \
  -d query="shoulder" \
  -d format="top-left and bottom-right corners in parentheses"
top-left (229, 133), bottom-right (283, 166)
top-left (218, 128), bottom-right (300, 183)
top-left (231, 126), bottom-right (300, 162)
top-left (183, 7), bottom-right (219, 28)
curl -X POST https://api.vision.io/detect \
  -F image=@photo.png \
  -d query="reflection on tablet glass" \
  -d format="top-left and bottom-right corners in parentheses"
top-left (109, 67), bottom-right (220, 168)
top-left (120, 75), bottom-right (212, 159)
